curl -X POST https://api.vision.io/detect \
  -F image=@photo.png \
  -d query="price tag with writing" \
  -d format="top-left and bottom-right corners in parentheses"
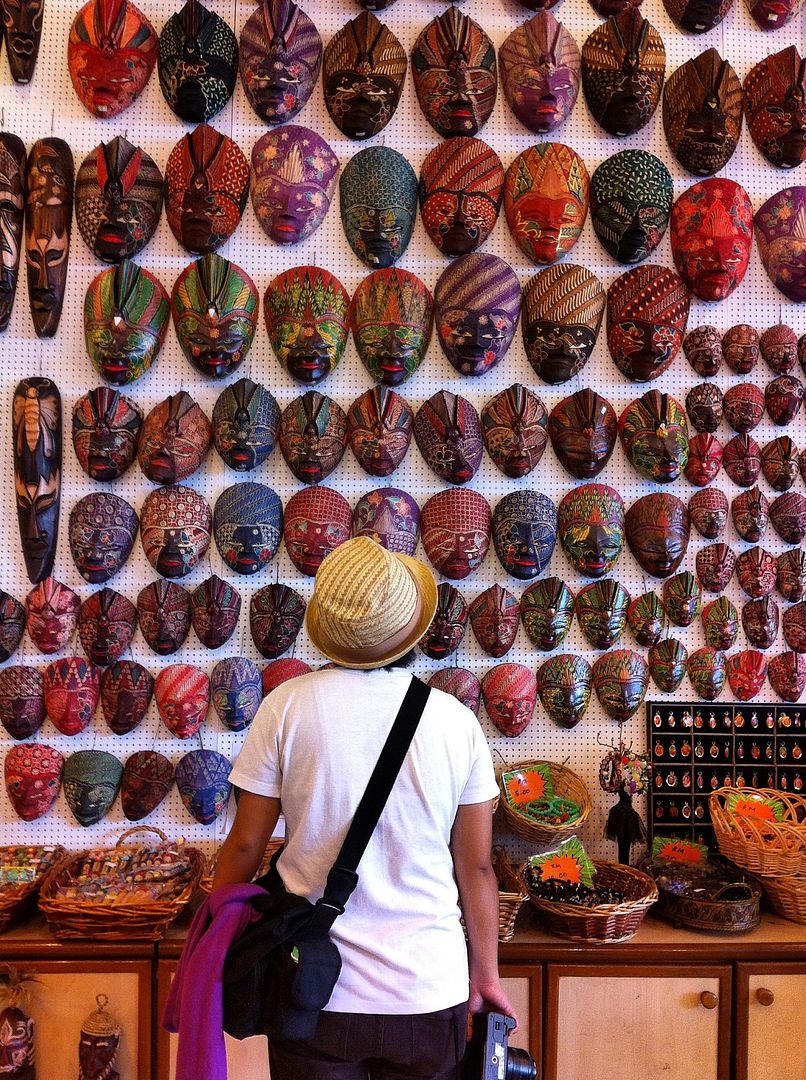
top-left (502, 765), bottom-right (553, 806)
top-left (652, 836), bottom-right (709, 865)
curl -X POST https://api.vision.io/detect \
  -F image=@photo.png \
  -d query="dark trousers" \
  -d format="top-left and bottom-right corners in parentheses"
top-left (267, 1002), bottom-right (468, 1080)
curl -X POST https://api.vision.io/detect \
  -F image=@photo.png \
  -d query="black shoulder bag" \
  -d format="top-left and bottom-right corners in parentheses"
top-left (222, 675), bottom-right (431, 1043)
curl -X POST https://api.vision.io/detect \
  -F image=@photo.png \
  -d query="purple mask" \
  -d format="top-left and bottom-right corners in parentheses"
top-left (755, 187), bottom-right (806, 303)
top-left (500, 12), bottom-right (581, 136)
top-left (414, 391), bottom-right (483, 486)
top-left (351, 488), bottom-right (420, 556)
top-left (251, 127), bottom-right (339, 245)
top-left (210, 657), bottom-right (262, 732)
top-left (26, 577), bottom-right (79, 655)
top-left (239, 0), bottom-right (322, 125)
top-left (68, 492), bottom-right (138, 584)
top-left (175, 748), bottom-right (230, 824)
top-left (434, 254), bottom-right (521, 377)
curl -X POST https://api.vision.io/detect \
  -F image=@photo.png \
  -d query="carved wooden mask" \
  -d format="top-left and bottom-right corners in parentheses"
top-left (504, 142), bottom-right (589, 265)
top-left (68, 0), bottom-right (158, 118)
top-left (418, 137), bottom-right (503, 257)
top-left (265, 266), bottom-right (349, 384)
top-left (158, 0), bottom-right (238, 123)
top-left (663, 51), bottom-right (743, 176)
top-left (499, 12), bottom-right (580, 136)
top-left (590, 150), bottom-right (672, 265)
top-left (251, 126), bottom-right (339, 246)
top-left (523, 264), bottom-right (604, 383)
top-left (581, 11), bottom-right (665, 137)
top-left (350, 268), bottom-right (433, 386)
top-left (323, 11), bottom-right (406, 140)
top-left (0, 133), bottom-right (26, 332)
top-left (13, 377), bottom-right (61, 583)
top-left (239, 0), bottom-right (322, 125)
top-left (25, 138), bottom-right (74, 339)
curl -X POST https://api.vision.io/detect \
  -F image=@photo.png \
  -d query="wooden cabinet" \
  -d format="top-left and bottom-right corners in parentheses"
top-left (735, 963), bottom-right (806, 1080)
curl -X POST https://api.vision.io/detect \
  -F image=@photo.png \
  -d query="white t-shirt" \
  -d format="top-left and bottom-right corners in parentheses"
top-left (228, 667), bottom-right (499, 1015)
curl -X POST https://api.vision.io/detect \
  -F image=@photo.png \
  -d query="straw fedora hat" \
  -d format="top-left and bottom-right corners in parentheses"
top-left (306, 536), bottom-right (437, 669)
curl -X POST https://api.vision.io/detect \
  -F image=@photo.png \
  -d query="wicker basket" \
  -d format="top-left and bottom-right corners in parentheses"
top-left (0, 846), bottom-right (65, 933)
top-left (655, 880), bottom-right (761, 934)
top-left (198, 837), bottom-right (285, 894)
top-left (498, 760), bottom-right (591, 845)
top-left (710, 787), bottom-right (806, 878)
top-left (38, 827), bottom-right (205, 941)
top-left (522, 860), bottom-right (658, 944)
top-left (491, 847), bottom-right (529, 943)
top-left (760, 875), bottom-right (806, 925)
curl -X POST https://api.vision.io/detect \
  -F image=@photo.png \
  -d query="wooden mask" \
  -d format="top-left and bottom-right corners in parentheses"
top-left (265, 266), bottom-right (349, 384)
top-left (0, 665), bottom-right (43, 740)
top-left (726, 651), bottom-right (768, 703)
top-left (25, 138), bottom-right (73, 339)
top-left (670, 179), bottom-right (752, 301)
top-left (419, 583), bottom-right (468, 660)
top-left (592, 649), bottom-right (649, 722)
top-left (190, 575), bottom-right (241, 649)
top-left (68, 0), bottom-right (157, 118)
top-left (625, 492), bottom-right (690, 578)
top-left (520, 576), bottom-right (574, 651)
top-left (210, 657), bottom-right (262, 732)
top-left (84, 261), bottom-right (170, 385)
top-left (702, 597), bottom-right (739, 651)
top-left (418, 137), bottom-right (503, 257)
top-left (504, 142), bottom-right (589, 265)
top-left (732, 486), bottom-right (769, 543)
top-left (606, 264), bottom-right (690, 382)
top-left (73, 387), bottom-right (143, 482)
top-left (75, 136), bottom-right (162, 264)
top-left (282, 486), bottom-right (351, 576)
top-left (723, 323), bottom-right (759, 374)
top-left (251, 126), bottom-right (339, 245)
top-left (470, 585), bottom-right (520, 658)
top-left (768, 651), bottom-right (806, 702)
top-left (723, 433), bottom-right (761, 487)
top-left (537, 655), bottom-right (592, 728)
top-left (683, 324), bottom-right (722, 376)
top-left (420, 488), bottom-right (491, 580)
top-left (26, 577), bottom-right (79, 654)
top-left (689, 488), bottom-right (728, 539)
top-left (155, 664), bottom-right (210, 740)
top-left (249, 583), bottom-right (305, 659)
top-left (278, 391), bottom-right (347, 483)
top-left (491, 489), bottom-right (557, 581)
top-left (778, 548), bottom-right (806, 603)
top-left (68, 491), bottom-right (138, 584)
top-left (351, 487), bottom-right (420, 557)
top-left (744, 0), bottom-right (803, 28)
top-left (576, 578), bottom-right (630, 650)
top-left (696, 542), bottom-right (736, 593)
top-left (760, 324), bottom-right (798, 375)
top-left (499, 12), bottom-right (580, 136)
top-left (662, 0), bottom-right (733, 34)
top-left (346, 386), bottom-right (413, 477)
top-left (239, 0), bottom-right (322, 125)
top-left (139, 484), bottom-right (212, 579)
top-left (213, 482), bottom-right (283, 575)
top-left (158, 0), bottom-right (238, 123)
top-left (481, 663), bottom-right (536, 737)
top-left (723, 383), bottom-right (764, 434)
top-left (138, 392), bottom-right (212, 484)
top-left (687, 646), bottom-right (726, 701)
top-left (0, 592), bottom-right (25, 663)
top-left (121, 749), bottom-right (173, 820)
top-left (44, 657), bottom-right (101, 737)
top-left (558, 483), bottom-right (624, 579)
top-left (78, 588), bottom-right (136, 666)
top-left (350, 268), bottom-right (433, 386)
top-left (581, 11), bottom-right (665, 137)
top-left (339, 146), bottom-right (417, 268)
top-left (14, 377), bottom-right (62, 584)
top-left (766, 375), bottom-right (804, 426)
top-left (175, 749), bottom-right (230, 823)
top-left (627, 591), bottom-right (665, 648)
top-left (662, 571), bottom-right (702, 626)
top-left (590, 150), bottom-right (672, 264)
top-left (0, 133), bottom-right (26, 332)
top-left (323, 11), bottom-right (406, 140)
top-left (427, 667), bottom-right (481, 716)
top-left (412, 9), bottom-right (497, 138)
top-left (136, 579), bottom-right (191, 654)
top-left (686, 383), bottom-right (723, 433)
top-left (481, 383), bottom-right (548, 479)
top-left (618, 390), bottom-right (689, 484)
top-left (688, 433), bottom-right (724, 492)
top-left (770, 492), bottom-right (806, 544)
top-left (663, 51), bottom-right (742, 177)
top-left (745, 49), bottom-right (806, 169)
top-left (212, 378), bottom-right (280, 472)
top-left (547, 388), bottom-right (617, 479)
top-left (5, 743), bottom-right (63, 821)
top-left (2, 0), bottom-right (44, 83)
top-left (165, 124), bottom-right (249, 255)
top-left (523, 264), bottom-right (604, 383)
top-left (413, 391), bottom-right (483, 485)
top-left (63, 750), bottom-right (121, 825)
top-left (648, 638), bottom-right (687, 693)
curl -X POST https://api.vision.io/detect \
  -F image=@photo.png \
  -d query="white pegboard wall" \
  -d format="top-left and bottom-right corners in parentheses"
top-left (0, 0), bottom-right (804, 864)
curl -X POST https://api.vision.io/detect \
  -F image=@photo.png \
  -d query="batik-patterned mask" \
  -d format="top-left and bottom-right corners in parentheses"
top-left (663, 571), bottom-right (702, 626)
top-left (249, 583), bottom-right (305, 659)
top-left (761, 324), bottom-right (798, 377)
top-left (68, 492), bottom-right (138, 584)
top-left (412, 9), bottom-right (497, 137)
top-left (726, 651), bottom-right (767, 702)
top-left (778, 548), bottom-right (806, 603)
top-left (251, 127), bottom-right (338, 247)
top-left (768, 436), bottom-right (802, 489)
top-left (771, 492), bottom-right (806, 544)
top-left (44, 657), bottom-right (101, 736)
top-left (172, 254), bottom-right (258, 379)
top-left (176, 749), bottom-right (230, 824)
top-left (0, 133), bottom-right (26, 332)
top-left (421, 489), bottom-right (491, 580)
top-left (68, 0), bottom-right (157, 118)
top-left (492, 490), bottom-right (557, 581)
top-left (670, 179), bottom-right (753, 301)
top-left (158, 0), bottom-right (238, 123)
top-left (101, 660), bottom-right (153, 735)
top-left (606, 265), bottom-right (690, 382)
top-left (26, 578), bottom-right (79, 654)
top-left (165, 125), bottom-right (249, 255)
top-left (504, 143), bottom-right (589, 265)
top-left (742, 596), bottom-right (779, 649)
top-left (138, 392), bottom-right (212, 484)
top-left (2, 0), bottom-right (44, 83)
top-left (663, 0), bottom-right (733, 33)
top-left (723, 384), bottom-right (765, 434)
top-left (627, 591), bottom-right (665, 647)
top-left (576, 579), bottom-right (630, 650)
top-left (649, 638), bottom-right (688, 693)
top-left (537, 655), bottom-right (592, 728)
top-left (73, 387), bottom-right (142, 482)
top-left (191, 575), bottom-right (240, 649)
top-left (351, 488), bottom-right (420, 556)
top-left (723, 324), bottom-right (759, 375)
top-left (766, 375), bottom-right (804, 426)
top-left (419, 583), bottom-right (468, 660)
top-left (350, 269), bottom-right (433, 387)
top-left (265, 266), bottom-right (349, 384)
top-left (434, 254), bottom-right (521, 377)
top-left (581, 11), bottom-right (665, 137)
top-left (737, 547), bottom-right (777, 598)
top-left (481, 384), bottom-right (547, 479)
top-left (140, 485), bottom-right (212, 579)
top-left (703, 597), bottom-right (739, 650)
top-left (687, 646), bottom-right (726, 700)
top-left (63, 750), bottom-right (122, 826)
top-left (756, 186), bottom-right (806, 302)
top-left (78, 588), bottom-right (136, 666)
top-left (548, 389), bottom-right (617, 479)
top-left (592, 649), bottom-right (649, 722)
top-left (155, 663), bottom-right (210, 739)
top-left (264, 659), bottom-right (311, 692)
top-left (347, 386), bottom-right (413, 476)
top-left (428, 668), bottom-right (481, 716)
top-left (685, 431), bottom-right (721, 486)
top-left (558, 484), bottom-right (624, 579)
top-left (13, 377), bottom-right (62, 584)
top-left (278, 392), bottom-right (347, 484)
top-left (619, 390), bottom-right (689, 483)
top-left (696, 543), bottom-right (736, 593)
top-left (283, 487), bottom-right (351, 576)
top-left (419, 138), bottom-right (503, 257)
top-left (210, 657), bottom-right (262, 732)
top-left (469, 585), bottom-right (519, 658)
top-left (520, 576), bottom-right (574, 650)
top-left (626, 492), bottom-right (690, 578)
top-left (5, 743), bottom-right (63, 820)
top-left (723, 434), bottom-right (761, 488)
top-left (686, 383), bottom-right (723, 434)
top-left (121, 750), bottom-right (173, 820)
top-left (414, 392), bottom-right (483, 486)
top-left (339, 147), bottom-right (417, 268)
top-left (745, 0), bottom-right (804, 27)
top-left (25, 138), bottom-right (74, 339)
top-left (84, 261), bottom-right (170, 386)
top-left (212, 378), bottom-right (279, 472)
top-left (213, 483), bottom-right (282, 576)
top-left (75, 137), bottom-right (162, 265)
top-left (523, 264), bottom-right (604, 384)
top-left (684, 324), bottom-right (722, 376)
top-left (323, 11), bottom-right (406, 139)
top-left (137, 579), bottom-right (190, 655)
top-left (769, 652), bottom-right (806, 702)
top-left (745, 50), bottom-right (806, 170)
top-left (239, 0), bottom-right (322, 125)
top-left (482, 663), bottom-right (536, 737)
top-left (663, 51), bottom-right (743, 177)
top-left (590, 151), bottom-right (672, 265)
top-left (499, 12), bottom-right (580, 136)
top-left (0, 666), bottom-right (43, 740)
top-left (0, 592), bottom-right (25, 664)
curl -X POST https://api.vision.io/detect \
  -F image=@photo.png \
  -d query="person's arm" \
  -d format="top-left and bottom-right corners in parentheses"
top-left (450, 800), bottom-right (518, 1029)
top-left (211, 791), bottom-right (282, 890)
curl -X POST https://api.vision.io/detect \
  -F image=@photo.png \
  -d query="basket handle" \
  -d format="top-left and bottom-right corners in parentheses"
top-left (712, 882), bottom-right (754, 902)
top-left (115, 826), bottom-right (169, 848)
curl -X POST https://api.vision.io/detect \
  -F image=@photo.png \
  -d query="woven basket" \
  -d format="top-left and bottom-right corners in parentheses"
top-left (198, 837), bottom-right (285, 894)
top-left (0, 846), bottom-right (65, 933)
top-left (710, 787), bottom-right (806, 878)
top-left (655, 881), bottom-right (761, 934)
top-left (760, 875), bottom-right (806, 925)
top-left (491, 846), bottom-right (529, 943)
top-left (38, 827), bottom-right (205, 941)
top-left (498, 760), bottom-right (591, 845)
top-left (521, 860), bottom-right (658, 944)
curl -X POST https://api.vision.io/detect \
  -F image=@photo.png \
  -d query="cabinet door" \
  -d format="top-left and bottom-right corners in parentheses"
top-left (545, 963), bottom-right (731, 1080)
top-left (736, 963), bottom-right (806, 1080)
top-left (500, 964), bottom-right (541, 1065)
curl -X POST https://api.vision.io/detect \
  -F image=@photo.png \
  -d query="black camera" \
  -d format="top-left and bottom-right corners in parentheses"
top-left (461, 1011), bottom-right (538, 1080)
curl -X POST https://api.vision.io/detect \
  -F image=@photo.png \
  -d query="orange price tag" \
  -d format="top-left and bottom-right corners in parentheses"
top-left (733, 799), bottom-right (779, 823)
top-left (538, 853), bottom-right (582, 884)
top-left (655, 841), bottom-right (706, 865)
top-left (505, 769), bottom-right (548, 806)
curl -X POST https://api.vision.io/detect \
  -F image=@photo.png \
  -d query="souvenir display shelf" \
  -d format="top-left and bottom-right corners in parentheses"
top-left (0, 0), bottom-right (805, 869)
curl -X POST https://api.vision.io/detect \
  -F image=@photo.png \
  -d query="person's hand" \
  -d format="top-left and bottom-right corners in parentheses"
top-left (467, 978), bottom-right (518, 1033)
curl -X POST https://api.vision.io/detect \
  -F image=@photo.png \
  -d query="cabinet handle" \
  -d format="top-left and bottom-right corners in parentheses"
top-left (755, 987), bottom-right (775, 1007)
top-left (700, 991), bottom-right (718, 1010)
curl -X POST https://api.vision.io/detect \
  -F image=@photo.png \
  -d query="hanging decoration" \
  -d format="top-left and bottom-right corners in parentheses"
top-left (598, 736), bottom-right (651, 863)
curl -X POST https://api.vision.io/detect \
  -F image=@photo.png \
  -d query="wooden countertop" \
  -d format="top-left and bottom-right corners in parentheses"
top-left (0, 914), bottom-right (155, 960)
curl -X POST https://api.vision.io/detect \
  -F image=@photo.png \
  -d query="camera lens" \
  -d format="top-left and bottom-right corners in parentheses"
top-left (506, 1046), bottom-right (538, 1080)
